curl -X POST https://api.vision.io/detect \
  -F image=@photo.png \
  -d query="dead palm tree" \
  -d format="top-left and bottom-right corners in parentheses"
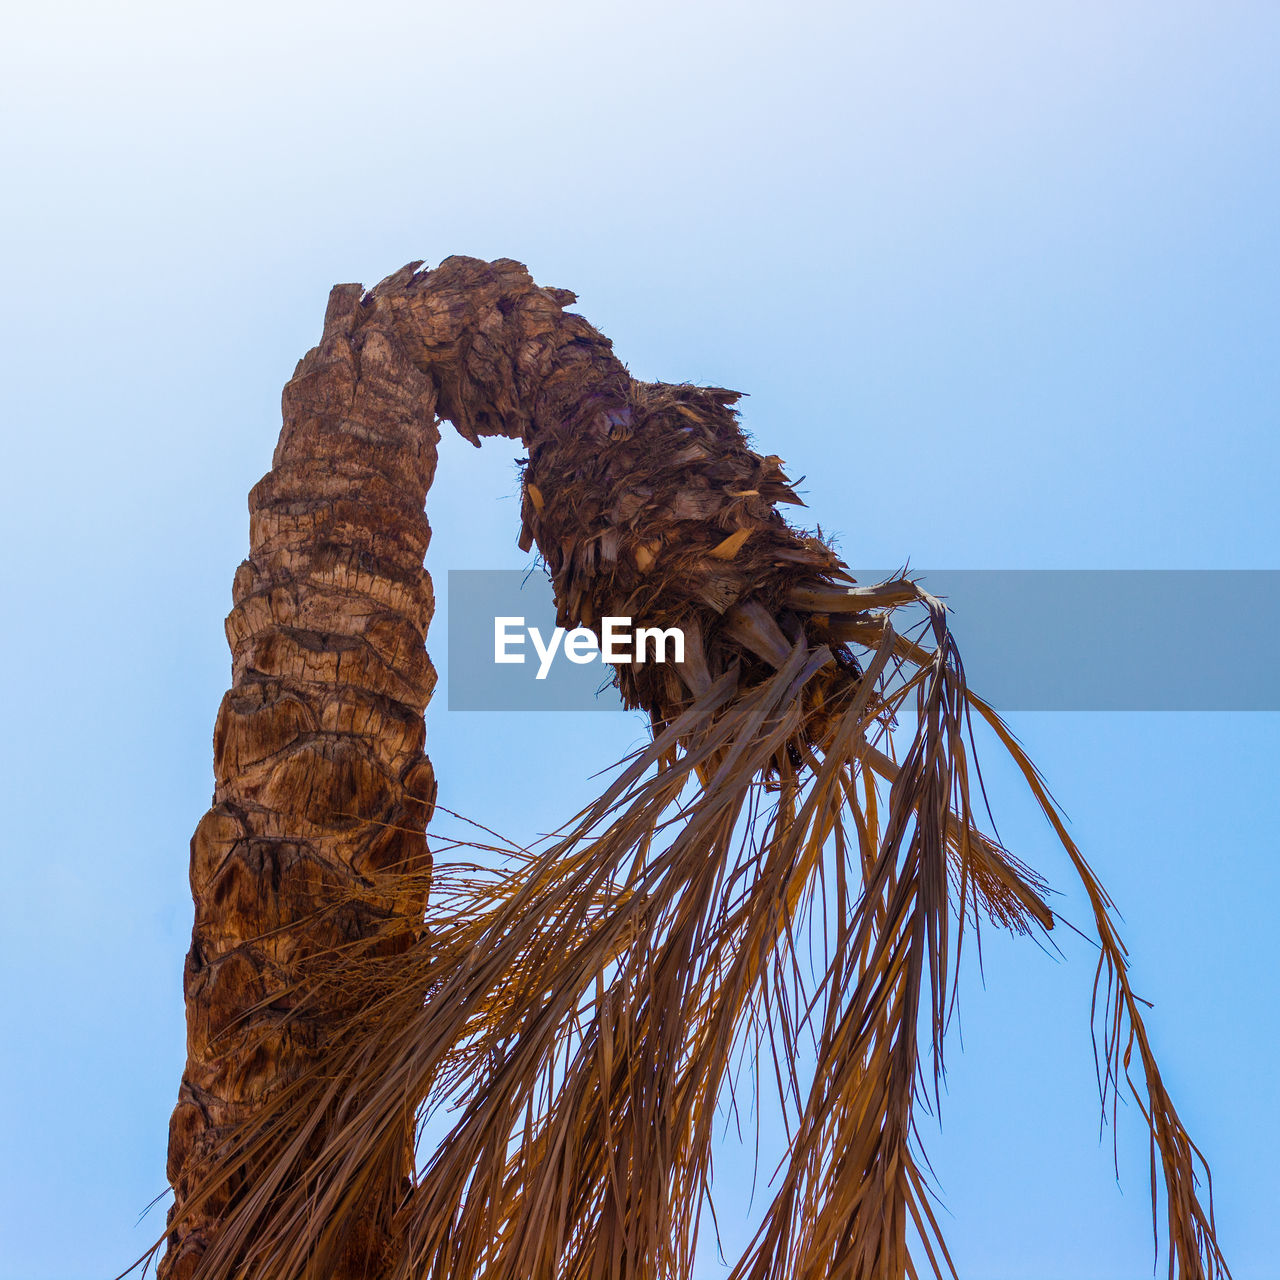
top-left (152, 257), bottom-right (1226, 1280)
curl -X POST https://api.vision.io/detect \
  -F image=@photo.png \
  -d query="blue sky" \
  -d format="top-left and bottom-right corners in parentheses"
top-left (0, 2), bottom-right (1277, 1277)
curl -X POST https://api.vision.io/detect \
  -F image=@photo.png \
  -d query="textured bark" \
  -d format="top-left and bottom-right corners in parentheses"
top-left (162, 286), bottom-right (442, 1280)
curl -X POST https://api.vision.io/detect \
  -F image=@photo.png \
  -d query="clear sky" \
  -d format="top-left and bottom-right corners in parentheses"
top-left (1, 2), bottom-right (1277, 1277)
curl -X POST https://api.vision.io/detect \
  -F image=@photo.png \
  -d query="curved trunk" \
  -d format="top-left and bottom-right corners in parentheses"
top-left (164, 255), bottom-right (861, 1275)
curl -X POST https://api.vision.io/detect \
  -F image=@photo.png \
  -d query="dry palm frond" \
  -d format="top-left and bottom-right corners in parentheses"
top-left (144, 256), bottom-right (1227, 1280)
top-left (137, 576), bottom-right (1225, 1280)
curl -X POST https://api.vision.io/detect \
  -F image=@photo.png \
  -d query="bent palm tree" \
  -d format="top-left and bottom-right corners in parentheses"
top-left (154, 257), bottom-right (1226, 1280)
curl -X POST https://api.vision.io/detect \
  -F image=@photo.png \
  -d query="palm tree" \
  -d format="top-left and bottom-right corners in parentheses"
top-left (154, 257), bottom-right (1226, 1280)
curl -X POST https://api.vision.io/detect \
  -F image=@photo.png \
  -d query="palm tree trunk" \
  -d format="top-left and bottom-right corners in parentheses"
top-left (161, 284), bottom-right (441, 1280)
